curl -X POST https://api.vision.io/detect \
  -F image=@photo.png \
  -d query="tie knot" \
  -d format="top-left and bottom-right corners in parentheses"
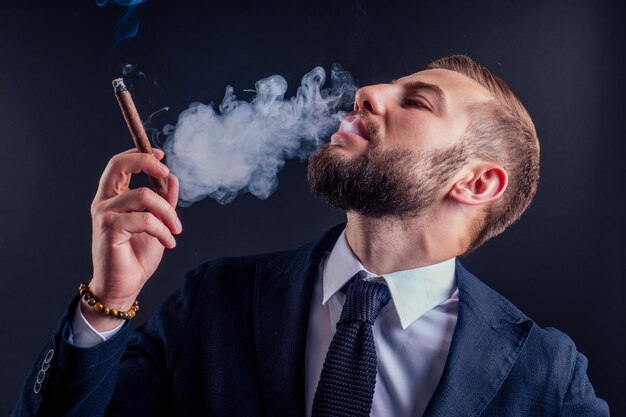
top-left (339, 277), bottom-right (390, 324)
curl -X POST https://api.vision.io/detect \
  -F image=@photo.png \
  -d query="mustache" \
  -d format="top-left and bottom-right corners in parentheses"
top-left (347, 110), bottom-right (381, 145)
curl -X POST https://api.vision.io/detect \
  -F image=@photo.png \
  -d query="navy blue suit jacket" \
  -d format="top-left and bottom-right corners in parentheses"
top-left (13, 224), bottom-right (609, 416)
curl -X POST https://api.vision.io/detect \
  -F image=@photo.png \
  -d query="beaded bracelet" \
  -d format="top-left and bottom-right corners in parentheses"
top-left (79, 282), bottom-right (140, 320)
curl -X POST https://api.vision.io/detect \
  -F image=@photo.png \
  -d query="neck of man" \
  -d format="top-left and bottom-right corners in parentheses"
top-left (344, 205), bottom-right (466, 275)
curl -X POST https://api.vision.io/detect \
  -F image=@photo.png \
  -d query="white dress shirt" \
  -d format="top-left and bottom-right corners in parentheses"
top-left (71, 230), bottom-right (459, 417)
top-left (305, 231), bottom-right (458, 417)
top-left (68, 302), bottom-right (123, 347)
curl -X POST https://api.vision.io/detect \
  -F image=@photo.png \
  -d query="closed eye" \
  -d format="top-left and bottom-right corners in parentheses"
top-left (404, 97), bottom-right (429, 110)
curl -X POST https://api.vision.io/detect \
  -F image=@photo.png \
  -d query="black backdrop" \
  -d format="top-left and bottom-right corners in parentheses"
top-left (1, 0), bottom-right (624, 415)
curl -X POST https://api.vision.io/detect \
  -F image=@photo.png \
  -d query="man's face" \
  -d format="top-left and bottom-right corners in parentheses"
top-left (308, 68), bottom-right (494, 217)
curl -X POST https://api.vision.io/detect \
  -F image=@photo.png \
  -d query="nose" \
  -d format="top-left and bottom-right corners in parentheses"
top-left (354, 84), bottom-right (388, 115)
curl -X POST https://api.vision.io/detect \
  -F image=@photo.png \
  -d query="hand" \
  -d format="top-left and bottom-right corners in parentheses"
top-left (83, 148), bottom-right (182, 331)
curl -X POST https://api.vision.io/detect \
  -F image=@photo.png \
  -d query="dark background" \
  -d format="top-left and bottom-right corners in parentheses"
top-left (1, 0), bottom-right (624, 415)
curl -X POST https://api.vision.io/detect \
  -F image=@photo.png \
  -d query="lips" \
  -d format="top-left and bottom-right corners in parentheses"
top-left (338, 115), bottom-right (370, 141)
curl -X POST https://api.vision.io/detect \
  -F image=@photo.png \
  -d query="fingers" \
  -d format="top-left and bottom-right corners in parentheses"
top-left (99, 186), bottom-right (182, 235)
top-left (103, 211), bottom-right (177, 249)
top-left (153, 148), bottom-right (165, 159)
top-left (163, 174), bottom-right (180, 210)
top-left (91, 149), bottom-right (182, 249)
top-left (119, 147), bottom-right (165, 159)
top-left (95, 150), bottom-right (170, 202)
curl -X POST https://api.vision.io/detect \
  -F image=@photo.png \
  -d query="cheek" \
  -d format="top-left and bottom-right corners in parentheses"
top-left (388, 117), bottom-right (436, 148)
top-left (385, 111), bottom-right (466, 150)
top-left (410, 119), bottom-right (465, 150)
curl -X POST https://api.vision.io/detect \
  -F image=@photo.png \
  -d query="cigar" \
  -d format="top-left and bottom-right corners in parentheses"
top-left (112, 78), bottom-right (168, 196)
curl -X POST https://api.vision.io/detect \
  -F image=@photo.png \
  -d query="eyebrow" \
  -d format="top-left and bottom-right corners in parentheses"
top-left (393, 80), bottom-right (448, 111)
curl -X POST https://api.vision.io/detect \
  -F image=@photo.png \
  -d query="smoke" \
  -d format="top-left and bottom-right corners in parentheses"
top-left (96, 0), bottom-right (148, 46)
top-left (162, 64), bottom-right (357, 206)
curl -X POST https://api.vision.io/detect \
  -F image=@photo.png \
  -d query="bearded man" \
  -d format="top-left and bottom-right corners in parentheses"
top-left (12, 55), bottom-right (609, 417)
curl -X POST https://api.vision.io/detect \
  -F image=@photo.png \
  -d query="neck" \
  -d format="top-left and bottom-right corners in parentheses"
top-left (344, 209), bottom-right (462, 275)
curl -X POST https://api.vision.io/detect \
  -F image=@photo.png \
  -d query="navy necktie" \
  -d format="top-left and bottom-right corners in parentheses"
top-left (311, 275), bottom-right (391, 417)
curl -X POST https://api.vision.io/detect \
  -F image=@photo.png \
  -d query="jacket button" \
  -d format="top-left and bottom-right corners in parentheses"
top-left (44, 349), bottom-right (54, 364)
top-left (36, 369), bottom-right (46, 384)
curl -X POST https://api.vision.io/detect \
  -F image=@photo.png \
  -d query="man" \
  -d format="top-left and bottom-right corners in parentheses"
top-left (12, 55), bottom-right (609, 416)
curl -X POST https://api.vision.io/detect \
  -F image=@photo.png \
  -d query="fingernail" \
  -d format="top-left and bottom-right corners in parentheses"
top-left (176, 218), bottom-right (182, 232)
top-left (171, 235), bottom-right (177, 246)
top-left (160, 163), bottom-right (170, 175)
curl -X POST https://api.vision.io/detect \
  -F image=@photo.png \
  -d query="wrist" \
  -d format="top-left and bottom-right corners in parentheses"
top-left (88, 279), bottom-right (141, 310)
top-left (79, 301), bottom-right (126, 333)
top-left (80, 301), bottom-right (127, 332)
top-left (78, 281), bottom-right (140, 332)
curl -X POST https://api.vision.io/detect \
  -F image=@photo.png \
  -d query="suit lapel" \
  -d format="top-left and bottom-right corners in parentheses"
top-left (253, 224), bottom-right (345, 416)
top-left (423, 261), bottom-right (533, 417)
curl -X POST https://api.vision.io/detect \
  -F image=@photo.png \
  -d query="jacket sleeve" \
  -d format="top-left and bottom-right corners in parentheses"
top-left (10, 265), bottom-right (205, 417)
top-left (559, 352), bottom-right (610, 417)
top-left (10, 297), bottom-right (130, 417)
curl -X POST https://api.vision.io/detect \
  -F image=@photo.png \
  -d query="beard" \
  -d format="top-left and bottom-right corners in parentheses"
top-left (307, 138), bottom-right (469, 218)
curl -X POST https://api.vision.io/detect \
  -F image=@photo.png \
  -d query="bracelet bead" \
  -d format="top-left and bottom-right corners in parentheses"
top-left (78, 282), bottom-right (139, 321)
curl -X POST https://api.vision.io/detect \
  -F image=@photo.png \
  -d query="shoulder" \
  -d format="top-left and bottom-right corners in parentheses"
top-left (182, 222), bottom-right (346, 292)
top-left (183, 224), bottom-right (345, 292)
top-left (186, 243), bottom-right (313, 286)
top-left (456, 263), bottom-right (610, 413)
top-left (457, 261), bottom-right (581, 382)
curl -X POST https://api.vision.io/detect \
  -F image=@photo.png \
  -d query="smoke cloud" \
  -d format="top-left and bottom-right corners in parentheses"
top-left (162, 65), bottom-right (357, 206)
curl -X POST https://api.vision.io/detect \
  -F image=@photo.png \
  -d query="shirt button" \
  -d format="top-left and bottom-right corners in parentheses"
top-left (44, 349), bottom-right (54, 364)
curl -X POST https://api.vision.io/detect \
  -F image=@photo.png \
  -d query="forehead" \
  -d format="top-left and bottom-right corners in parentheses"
top-left (394, 68), bottom-right (494, 108)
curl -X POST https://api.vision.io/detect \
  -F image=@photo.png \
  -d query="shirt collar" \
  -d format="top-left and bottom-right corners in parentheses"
top-left (323, 230), bottom-right (457, 330)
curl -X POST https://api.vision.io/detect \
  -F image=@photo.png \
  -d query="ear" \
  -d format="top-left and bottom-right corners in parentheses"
top-left (448, 162), bottom-right (508, 206)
